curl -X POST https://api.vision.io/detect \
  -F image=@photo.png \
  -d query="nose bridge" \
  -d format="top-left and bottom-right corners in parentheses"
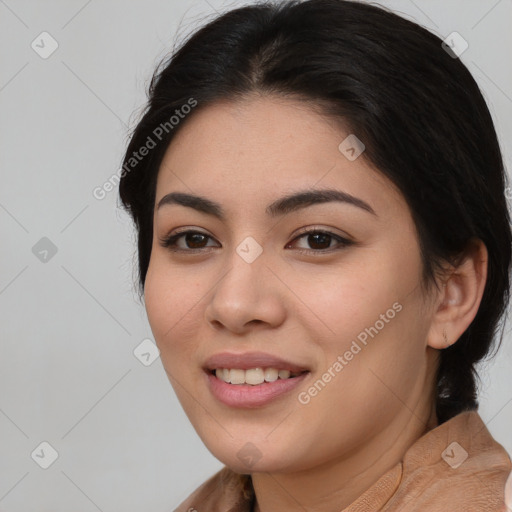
top-left (204, 231), bottom-right (287, 331)
top-left (217, 233), bottom-right (268, 303)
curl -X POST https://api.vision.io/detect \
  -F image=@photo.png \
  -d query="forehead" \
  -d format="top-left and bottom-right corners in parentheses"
top-left (155, 96), bottom-right (406, 220)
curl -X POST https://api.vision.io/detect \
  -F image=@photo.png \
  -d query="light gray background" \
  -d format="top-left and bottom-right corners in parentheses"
top-left (1, 0), bottom-right (511, 510)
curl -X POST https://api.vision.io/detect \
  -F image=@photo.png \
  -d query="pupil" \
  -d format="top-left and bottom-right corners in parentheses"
top-left (187, 233), bottom-right (206, 248)
top-left (309, 233), bottom-right (330, 249)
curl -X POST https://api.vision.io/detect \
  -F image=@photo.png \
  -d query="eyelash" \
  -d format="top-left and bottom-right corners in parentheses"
top-left (158, 227), bottom-right (354, 255)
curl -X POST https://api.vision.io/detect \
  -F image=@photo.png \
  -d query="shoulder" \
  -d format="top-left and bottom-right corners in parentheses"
top-left (383, 410), bottom-right (512, 511)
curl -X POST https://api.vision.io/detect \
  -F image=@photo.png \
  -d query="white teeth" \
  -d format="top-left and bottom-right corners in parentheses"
top-left (213, 367), bottom-right (302, 385)
top-left (229, 369), bottom-right (246, 385)
top-left (245, 368), bottom-right (265, 385)
top-left (264, 368), bottom-right (279, 382)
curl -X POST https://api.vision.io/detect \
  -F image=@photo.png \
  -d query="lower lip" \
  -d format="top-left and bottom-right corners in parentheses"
top-left (205, 371), bottom-right (309, 408)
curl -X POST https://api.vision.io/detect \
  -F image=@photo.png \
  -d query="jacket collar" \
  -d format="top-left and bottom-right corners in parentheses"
top-left (176, 410), bottom-right (512, 511)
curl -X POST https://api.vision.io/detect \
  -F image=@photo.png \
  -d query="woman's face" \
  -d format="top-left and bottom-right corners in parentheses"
top-left (144, 95), bottom-right (440, 474)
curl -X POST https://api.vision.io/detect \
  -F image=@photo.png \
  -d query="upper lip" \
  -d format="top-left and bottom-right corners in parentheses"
top-left (203, 351), bottom-right (310, 373)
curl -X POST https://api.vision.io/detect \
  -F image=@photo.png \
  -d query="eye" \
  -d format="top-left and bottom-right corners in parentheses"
top-left (158, 227), bottom-right (354, 254)
top-left (286, 228), bottom-right (353, 254)
top-left (159, 230), bottom-right (218, 252)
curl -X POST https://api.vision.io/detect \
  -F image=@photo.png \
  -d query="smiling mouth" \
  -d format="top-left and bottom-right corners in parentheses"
top-left (208, 368), bottom-right (309, 386)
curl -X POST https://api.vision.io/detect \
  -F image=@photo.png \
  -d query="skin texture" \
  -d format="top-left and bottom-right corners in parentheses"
top-left (144, 94), bottom-right (488, 512)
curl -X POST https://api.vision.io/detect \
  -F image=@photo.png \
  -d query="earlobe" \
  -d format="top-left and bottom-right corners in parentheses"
top-left (442, 328), bottom-right (452, 348)
top-left (426, 238), bottom-right (488, 351)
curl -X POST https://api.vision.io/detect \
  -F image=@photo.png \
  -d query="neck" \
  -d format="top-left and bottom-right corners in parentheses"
top-left (252, 385), bottom-right (438, 512)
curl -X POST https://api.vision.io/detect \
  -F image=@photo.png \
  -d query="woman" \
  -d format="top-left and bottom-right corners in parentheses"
top-left (118, 0), bottom-right (512, 510)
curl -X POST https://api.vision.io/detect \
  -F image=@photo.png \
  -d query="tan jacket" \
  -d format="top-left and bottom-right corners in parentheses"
top-left (175, 410), bottom-right (511, 512)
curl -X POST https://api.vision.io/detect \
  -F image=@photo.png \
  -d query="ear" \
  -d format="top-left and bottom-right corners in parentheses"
top-left (426, 238), bottom-right (488, 350)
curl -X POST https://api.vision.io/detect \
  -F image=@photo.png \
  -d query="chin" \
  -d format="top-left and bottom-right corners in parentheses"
top-left (206, 442), bottom-right (299, 474)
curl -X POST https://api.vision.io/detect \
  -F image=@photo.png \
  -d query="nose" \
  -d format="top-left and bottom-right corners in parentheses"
top-left (204, 246), bottom-right (287, 335)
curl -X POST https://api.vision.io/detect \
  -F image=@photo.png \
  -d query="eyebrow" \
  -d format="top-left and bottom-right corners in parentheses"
top-left (156, 188), bottom-right (377, 219)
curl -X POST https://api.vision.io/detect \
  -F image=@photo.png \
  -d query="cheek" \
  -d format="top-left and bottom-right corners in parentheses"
top-left (300, 243), bottom-right (425, 393)
top-left (143, 257), bottom-right (199, 355)
top-left (143, 259), bottom-right (169, 338)
top-left (291, 250), bottom-right (405, 341)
